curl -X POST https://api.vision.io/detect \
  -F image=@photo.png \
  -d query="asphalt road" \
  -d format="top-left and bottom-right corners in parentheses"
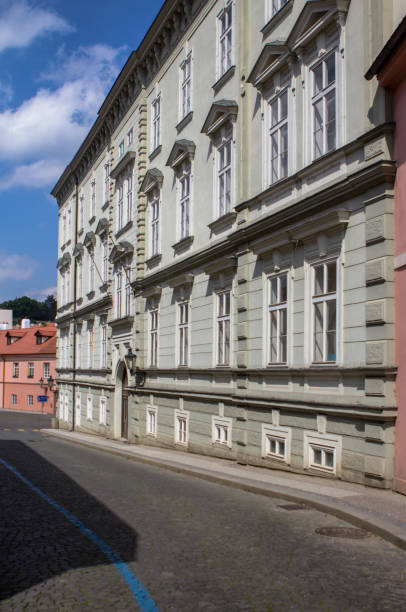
top-left (1, 411), bottom-right (406, 611)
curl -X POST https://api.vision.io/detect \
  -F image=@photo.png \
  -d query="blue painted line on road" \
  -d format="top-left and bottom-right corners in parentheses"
top-left (0, 456), bottom-right (159, 612)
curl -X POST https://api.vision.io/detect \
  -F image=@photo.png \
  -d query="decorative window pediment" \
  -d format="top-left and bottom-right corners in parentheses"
top-left (72, 242), bottom-right (84, 258)
top-left (109, 240), bottom-right (133, 263)
top-left (287, 0), bottom-right (350, 52)
top-left (57, 252), bottom-right (71, 269)
top-left (95, 217), bottom-right (109, 236)
top-left (247, 43), bottom-right (294, 88)
top-left (167, 273), bottom-right (194, 289)
top-left (201, 100), bottom-right (238, 137)
top-left (110, 151), bottom-right (136, 180)
top-left (139, 168), bottom-right (163, 194)
top-left (166, 140), bottom-right (196, 169)
top-left (83, 231), bottom-right (96, 249)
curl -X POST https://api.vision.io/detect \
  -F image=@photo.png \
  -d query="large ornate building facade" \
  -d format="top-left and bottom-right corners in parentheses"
top-left (53, 0), bottom-right (404, 489)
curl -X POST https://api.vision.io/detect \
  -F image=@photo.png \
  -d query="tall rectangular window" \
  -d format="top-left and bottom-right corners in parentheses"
top-left (178, 302), bottom-right (189, 366)
top-left (152, 95), bottom-right (161, 151)
top-left (102, 238), bottom-right (108, 283)
top-left (150, 189), bottom-right (160, 257)
top-left (118, 140), bottom-right (124, 157)
top-left (125, 269), bottom-right (131, 317)
top-left (149, 308), bottom-right (158, 367)
top-left (217, 135), bottom-right (232, 217)
top-left (217, 290), bottom-right (231, 366)
top-left (87, 395), bottom-right (93, 420)
top-left (147, 406), bottom-right (157, 435)
top-left (312, 260), bottom-right (337, 363)
top-left (269, 89), bottom-right (288, 184)
top-left (127, 128), bottom-right (133, 146)
top-left (115, 270), bottom-right (122, 319)
top-left (76, 325), bottom-right (81, 369)
top-left (175, 411), bottom-right (189, 445)
top-left (89, 248), bottom-right (95, 292)
top-left (104, 163), bottom-right (110, 203)
top-left (87, 328), bottom-right (94, 368)
top-left (117, 183), bottom-right (124, 230)
top-left (77, 258), bottom-right (83, 298)
top-left (27, 395), bottom-right (33, 406)
top-left (312, 52), bottom-right (336, 159)
top-left (66, 267), bottom-right (71, 303)
top-left (43, 362), bottom-right (50, 378)
top-left (100, 396), bottom-right (107, 425)
top-left (90, 180), bottom-right (96, 218)
top-left (11, 393), bottom-right (17, 406)
top-left (76, 392), bottom-right (81, 426)
top-left (101, 322), bottom-right (107, 368)
top-left (218, 4), bottom-right (232, 77)
top-left (180, 56), bottom-right (191, 118)
top-left (79, 195), bottom-right (84, 231)
top-left (13, 362), bottom-right (19, 377)
top-left (268, 273), bottom-right (288, 364)
top-left (126, 175), bottom-right (133, 224)
top-left (27, 362), bottom-right (34, 378)
top-left (179, 169), bottom-right (190, 240)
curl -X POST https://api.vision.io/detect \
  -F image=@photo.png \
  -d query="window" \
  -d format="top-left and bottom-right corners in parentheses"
top-left (262, 424), bottom-right (291, 463)
top-left (212, 416), bottom-right (232, 447)
top-left (149, 308), bottom-right (158, 367)
top-left (100, 396), bottom-right (107, 425)
top-left (87, 327), bottom-right (94, 368)
top-left (125, 269), bottom-right (131, 317)
top-left (115, 270), bottom-right (122, 319)
top-left (175, 410), bottom-right (189, 445)
top-left (87, 395), bottom-right (93, 420)
top-left (126, 175), bottom-right (133, 224)
top-left (64, 394), bottom-right (69, 422)
top-left (304, 431), bottom-right (342, 475)
top-left (104, 163), bottom-right (110, 203)
top-left (13, 362), bottom-right (19, 378)
top-left (217, 134), bottom-right (232, 217)
top-left (66, 267), bottom-right (71, 303)
top-left (102, 238), bottom-right (108, 283)
top-left (269, 89), bottom-right (288, 184)
top-left (89, 248), bottom-right (95, 292)
top-left (27, 362), bottom-right (34, 378)
top-left (60, 271), bottom-right (65, 305)
top-left (43, 362), bottom-right (50, 379)
top-left (149, 188), bottom-right (160, 257)
top-left (27, 395), bottom-right (33, 406)
top-left (11, 393), bottom-right (17, 406)
top-left (218, 3), bottom-right (232, 77)
top-left (101, 322), bottom-right (107, 368)
top-left (268, 273), bottom-right (288, 364)
top-left (312, 260), bottom-right (337, 363)
top-left (146, 405), bottom-right (157, 436)
top-left (180, 55), bottom-right (191, 118)
top-left (79, 195), bottom-right (84, 231)
top-left (269, 0), bottom-right (289, 19)
top-left (217, 290), bottom-right (231, 366)
top-left (90, 180), bottom-right (96, 218)
top-left (75, 392), bottom-right (81, 427)
top-left (312, 52), bottom-right (336, 159)
top-left (117, 183), bottom-right (124, 231)
top-left (179, 165), bottom-right (191, 240)
top-left (77, 258), bottom-right (83, 298)
top-left (76, 325), bottom-right (81, 368)
top-left (178, 302), bottom-right (189, 366)
top-left (118, 140), bottom-right (124, 157)
top-left (127, 128), bottom-right (133, 146)
top-left (151, 94), bottom-right (161, 151)
top-left (62, 213), bottom-right (66, 244)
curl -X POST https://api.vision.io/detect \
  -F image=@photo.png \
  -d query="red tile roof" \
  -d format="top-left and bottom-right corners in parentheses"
top-left (0, 324), bottom-right (56, 356)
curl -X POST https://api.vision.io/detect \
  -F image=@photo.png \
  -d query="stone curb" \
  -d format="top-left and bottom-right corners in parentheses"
top-left (42, 429), bottom-right (406, 552)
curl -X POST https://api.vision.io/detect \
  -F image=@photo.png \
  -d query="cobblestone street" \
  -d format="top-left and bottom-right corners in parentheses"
top-left (1, 412), bottom-right (406, 611)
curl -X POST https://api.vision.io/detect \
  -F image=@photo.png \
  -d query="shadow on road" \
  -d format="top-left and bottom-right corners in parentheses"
top-left (0, 440), bottom-right (137, 601)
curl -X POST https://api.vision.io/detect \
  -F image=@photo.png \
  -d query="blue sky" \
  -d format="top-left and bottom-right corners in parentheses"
top-left (0, 0), bottom-right (164, 302)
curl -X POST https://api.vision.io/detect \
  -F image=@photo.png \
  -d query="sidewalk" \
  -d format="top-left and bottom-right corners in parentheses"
top-left (41, 428), bottom-right (406, 551)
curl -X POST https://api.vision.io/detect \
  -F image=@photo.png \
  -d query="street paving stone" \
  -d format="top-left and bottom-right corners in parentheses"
top-left (1, 412), bottom-right (406, 611)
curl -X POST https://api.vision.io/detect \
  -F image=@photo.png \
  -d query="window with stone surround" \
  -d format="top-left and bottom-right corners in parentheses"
top-left (180, 55), bottom-right (191, 119)
top-left (311, 259), bottom-right (338, 363)
top-left (217, 290), bottom-right (231, 366)
top-left (151, 94), bottom-right (161, 151)
top-left (149, 307), bottom-right (159, 367)
top-left (218, 3), bottom-right (232, 77)
top-left (268, 272), bottom-right (288, 364)
top-left (268, 88), bottom-right (288, 184)
top-left (311, 51), bottom-right (336, 159)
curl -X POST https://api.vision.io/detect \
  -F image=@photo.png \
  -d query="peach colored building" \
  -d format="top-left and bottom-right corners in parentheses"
top-left (367, 16), bottom-right (406, 494)
top-left (0, 324), bottom-right (57, 415)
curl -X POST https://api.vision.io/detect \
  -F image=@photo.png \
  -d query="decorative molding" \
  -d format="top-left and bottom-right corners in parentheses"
top-left (212, 65), bottom-right (236, 93)
top-left (172, 235), bottom-right (194, 253)
top-left (208, 211), bottom-right (237, 232)
top-left (139, 168), bottom-right (164, 194)
top-left (201, 100), bottom-right (238, 136)
top-left (110, 151), bottom-right (136, 179)
top-left (166, 139), bottom-right (196, 168)
top-left (83, 231), bottom-right (96, 249)
top-left (176, 110), bottom-right (193, 133)
top-left (261, 0), bottom-right (293, 36)
top-left (167, 273), bottom-right (194, 288)
top-left (247, 43), bottom-right (295, 89)
top-left (115, 220), bottom-right (133, 239)
top-left (109, 240), bottom-right (134, 263)
top-left (148, 144), bottom-right (162, 163)
top-left (95, 217), bottom-right (109, 236)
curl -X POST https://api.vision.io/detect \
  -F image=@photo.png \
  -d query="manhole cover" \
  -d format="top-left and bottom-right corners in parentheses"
top-left (315, 526), bottom-right (371, 539)
top-left (279, 503), bottom-right (310, 511)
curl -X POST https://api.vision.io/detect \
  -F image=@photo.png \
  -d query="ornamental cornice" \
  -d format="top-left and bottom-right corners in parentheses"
top-left (51, 0), bottom-right (209, 206)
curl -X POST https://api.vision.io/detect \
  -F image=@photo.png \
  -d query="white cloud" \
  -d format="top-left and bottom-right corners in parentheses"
top-left (0, 0), bottom-right (73, 53)
top-left (27, 286), bottom-right (57, 300)
top-left (0, 253), bottom-right (38, 283)
top-left (0, 80), bottom-right (13, 106)
top-left (0, 44), bottom-right (127, 190)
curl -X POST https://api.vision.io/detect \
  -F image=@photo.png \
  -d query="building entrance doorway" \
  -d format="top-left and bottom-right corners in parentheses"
top-left (121, 369), bottom-right (128, 439)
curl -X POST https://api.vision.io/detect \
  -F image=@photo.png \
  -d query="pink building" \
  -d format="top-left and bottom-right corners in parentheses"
top-left (367, 17), bottom-right (406, 494)
top-left (0, 324), bottom-right (57, 415)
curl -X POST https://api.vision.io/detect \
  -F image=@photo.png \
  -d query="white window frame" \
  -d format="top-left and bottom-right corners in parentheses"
top-left (104, 163), bottom-right (110, 204)
top-left (180, 54), bottom-right (192, 119)
top-left (262, 424), bottom-right (292, 464)
top-left (178, 164), bottom-right (191, 241)
top-left (267, 0), bottom-right (289, 21)
top-left (28, 362), bottom-right (34, 378)
top-left (267, 272), bottom-right (289, 364)
top-left (217, 2), bottom-right (233, 78)
top-left (79, 195), bottom-right (84, 231)
top-left (27, 394), bottom-right (33, 407)
top-left (125, 269), bottom-right (131, 317)
top-left (77, 258), bottom-right (83, 299)
top-left (303, 431), bottom-right (342, 475)
top-left (149, 188), bottom-right (160, 257)
top-left (87, 394), bottom-right (93, 421)
top-left (126, 174), bottom-right (133, 224)
top-left (216, 129), bottom-right (232, 218)
top-left (178, 301), bottom-right (189, 366)
top-left (101, 322), bottom-right (107, 368)
top-left (216, 290), bottom-right (231, 366)
top-left (89, 248), bottom-right (95, 293)
top-left (118, 140), bottom-right (124, 157)
top-left (64, 393), bottom-right (69, 422)
top-left (13, 362), bottom-right (19, 377)
top-left (87, 327), bottom-right (94, 369)
top-left (127, 128), bottom-right (133, 146)
top-left (115, 269), bottom-right (122, 319)
top-left (11, 393), bottom-right (17, 406)
top-left (174, 409), bottom-right (189, 445)
top-left (75, 392), bottom-right (81, 427)
top-left (149, 307), bottom-right (159, 367)
top-left (151, 94), bottom-right (161, 152)
top-left (311, 50), bottom-right (337, 160)
top-left (102, 238), bottom-right (108, 283)
top-left (76, 325), bottom-right (81, 369)
top-left (43, 362), bottom-right (50, 378)
top-left (212, 415), bottom-right (232, 448)
top-left (100, 396), bottom-right (107, 425)
top-left (117, 183), bottom-right (124, 231)
top-left (268, 88), bottom-right (289, 184)
top-left (310, 258), bottom-right (338, 364)
top-left (90, 180), bottom-right (96, 218)
top-left (146, 405), bottom-right (157, 436)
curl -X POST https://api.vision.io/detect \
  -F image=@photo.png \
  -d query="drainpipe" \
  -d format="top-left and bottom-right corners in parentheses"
top-left (71, 172), bottom-right (79, 432)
